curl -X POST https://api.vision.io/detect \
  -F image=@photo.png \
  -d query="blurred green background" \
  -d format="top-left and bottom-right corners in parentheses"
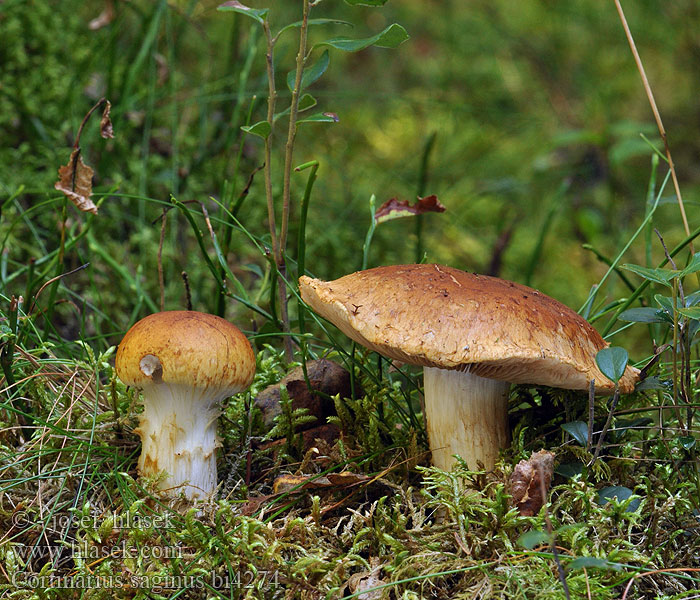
top-left (2, 0), bottom-right (699, 357)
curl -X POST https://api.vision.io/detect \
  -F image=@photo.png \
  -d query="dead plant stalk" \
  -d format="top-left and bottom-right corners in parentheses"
top-left (263, 0), bottom-right (311, 362)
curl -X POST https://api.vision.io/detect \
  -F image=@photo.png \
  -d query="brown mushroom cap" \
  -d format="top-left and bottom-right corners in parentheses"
top-left (115, 311), bottom-right (255, 396)
top-left (299, 264), bottom-right (638, 393)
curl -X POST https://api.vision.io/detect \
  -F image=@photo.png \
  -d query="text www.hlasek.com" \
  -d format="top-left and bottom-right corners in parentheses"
top-left (13, 571), bottom-right (280, 591)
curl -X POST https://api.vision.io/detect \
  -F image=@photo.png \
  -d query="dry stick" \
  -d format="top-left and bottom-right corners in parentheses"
top-left (614, 0), bottom-right (694, 255)
top-left (590, 387), bottom-right (620, 464)
top-left (655, 228), bottom-right (689, 434)
top-left (181, 271), bottom-right (192, 311)
top-left (275, 0), bottom-right (311, 362)
top-left (26, 264), bottom-right (90, 316)
top-left (262, 22), bottom-right (280, 269)
top-left (539, 462), bottom-right (570, 600)
top-left (260, 20), bottom-right (296, 361)
top-left (586, 379), bottom-right (595, 452)
top-left (157, 207), bottom-right (167, 312)
top-left (279, 0), bottom-right (310, 256)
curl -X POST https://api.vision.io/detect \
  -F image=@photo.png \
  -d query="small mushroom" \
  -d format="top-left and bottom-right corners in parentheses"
top-left (299, 264), bottom-right (639, 471)
top-left (115, 311), bottom-right (255, 500)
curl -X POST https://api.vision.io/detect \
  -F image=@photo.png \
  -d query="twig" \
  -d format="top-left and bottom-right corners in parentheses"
top-left (276, 0), bottom-right (312, 362)
top-left (261, 21), bottom-right (279, 270)
top-left (587, 379), bottom-right (595, 452)
top-left (280, 0), bottom-right (310, 256)
top-left (158, 207), bottom-right (167, 311)
top-left (613, 0), bottom-right (693, 255)
top-left (73, 97), bottom-right (107, 150)
top-left (590, 388), bottom-right (620, 464)
top-left (26, 263), bottom-right (90, 316)
top-left (181, 271), bottom-right (192, 310)
top-left (539, 462), bottom-right (570, 600)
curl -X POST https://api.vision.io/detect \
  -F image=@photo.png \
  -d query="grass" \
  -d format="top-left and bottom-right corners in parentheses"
top-left (2, 0), bottom-right (700, 598)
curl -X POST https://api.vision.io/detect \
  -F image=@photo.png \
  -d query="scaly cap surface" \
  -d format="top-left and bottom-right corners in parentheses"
top-left (299, 264), bottom-right (638, 393)
top-left (115, 311), bottom-right (255, 396)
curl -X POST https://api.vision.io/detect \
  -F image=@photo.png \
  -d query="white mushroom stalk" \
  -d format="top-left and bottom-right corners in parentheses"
top-left (134, 379), bottom-right (223, 498)
top-left (116, 311), bottom-right (255, 501)
top-left (423, 368), bottom-right (510, 471)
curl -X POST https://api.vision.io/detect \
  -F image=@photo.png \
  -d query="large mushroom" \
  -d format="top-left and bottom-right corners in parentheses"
top-left (299, 264), bottom-right (638, 471)
top-left (115, 311), bottom-right (255, 500)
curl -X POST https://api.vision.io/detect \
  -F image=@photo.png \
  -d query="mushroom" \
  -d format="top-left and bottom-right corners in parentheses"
top-left (299, 264), bottom-right (638, 471)
top-left (115, 311), bottom-right (255, 500)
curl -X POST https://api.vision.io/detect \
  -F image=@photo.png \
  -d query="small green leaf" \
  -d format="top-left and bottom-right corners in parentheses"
top-left (297, 112), bottom-right (339, 125)
top-left (287, 50), bottom-right (330, 92)
top-left (617, 307), bottom-right (669, 323)
top-left (621, 263), bottom-right (676, 286)
top-left (298, 94), bottom-right (317, 111)
top-left (562, 421), bottom-right (589, 446)
top-left (679, 435), bottom-right (696, 450)
top-left (634, 376), bottom-right (671, 391)
top-left (595, 347), bottom-right (629, 384)
top-left (677, 307), bottom-right (700, 320)
top-left (680, 252), bottom-right (700, 277)
top-left (598, 486), bottom-right (641, 512)
top-left (274, 94), bottom-right (317, 121)
top-left (241, 120), bottom-right (271, 139)
top-left (654, 294), bottom-right (676, 315)
top-left (555, 462), bottom-right (583, 479)
top-left (518, 530), bottom-right (551, 550)
top-left (685, 291), bottom-right (700, 307)
top-left (568, 557), bottom-right (620, 571)
top-left (217, 1), bottom-right (269, 25)
top-left (316, 23), bottom-right (409, 53)
top-left (277, 18), bottom-right (353, 37)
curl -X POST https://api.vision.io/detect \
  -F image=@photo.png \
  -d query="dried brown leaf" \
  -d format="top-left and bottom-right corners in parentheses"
top-left (100, 100), bottom-right (114, 139)
top-left (374, 194), bottom-right (445, 225)
top-left (88, 0), bottom-right (114, 30)
top-left (325, 471), bottom-right (370, 486)
top-left (54, 149), bottom-right (98, 215)
top-left (510, 449), bottom-right (555, 516)
top-left (271, 470), bottom-right (369, 495)
top-left (343, 558), bottom-right (385, 600)
top-left (272, 474), bottom-right (326, 494)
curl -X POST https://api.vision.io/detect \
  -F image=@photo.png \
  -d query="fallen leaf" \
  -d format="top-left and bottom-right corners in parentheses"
top-left (100, 100), bottom-right (114, 139)
top-left (325, 471), bottom-right (370, 486)
top-left (54, 149), bottom-right (98, 215)
top-left (510, 449), bottom-right (555, 516)
top-left (344, 558), bottom-right (385, 600)
top-left (272, 470), bottom-right (370, 495)
top-left (374, 194), bottom-right (445, 225)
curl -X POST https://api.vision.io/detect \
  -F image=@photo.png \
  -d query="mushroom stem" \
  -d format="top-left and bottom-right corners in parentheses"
top-left (423, 367), bottom-right (510, 471)
top-left (135, 384), bottom-right (222, 500)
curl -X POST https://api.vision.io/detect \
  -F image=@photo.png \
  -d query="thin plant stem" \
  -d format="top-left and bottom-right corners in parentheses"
top-left (158, 207), bottom-right (166, 311)
top-left (262, 21), bottom-right (279, 265)
top-left (280, 0), bottom-right (310, 256)
top-left (591, 388), bottom-right (620, 464)
top-left (613, 0), bottom-right (694, 256)
top-left (273, 0), bottom-right (312, 362)
top-left (587, 379), bottom-right (595, 452)
top-left (415, 131), bottom-right (436, 263)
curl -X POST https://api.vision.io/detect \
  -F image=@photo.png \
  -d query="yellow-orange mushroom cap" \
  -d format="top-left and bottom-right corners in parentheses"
top-left (115, 310), bottom-right (255, 394)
